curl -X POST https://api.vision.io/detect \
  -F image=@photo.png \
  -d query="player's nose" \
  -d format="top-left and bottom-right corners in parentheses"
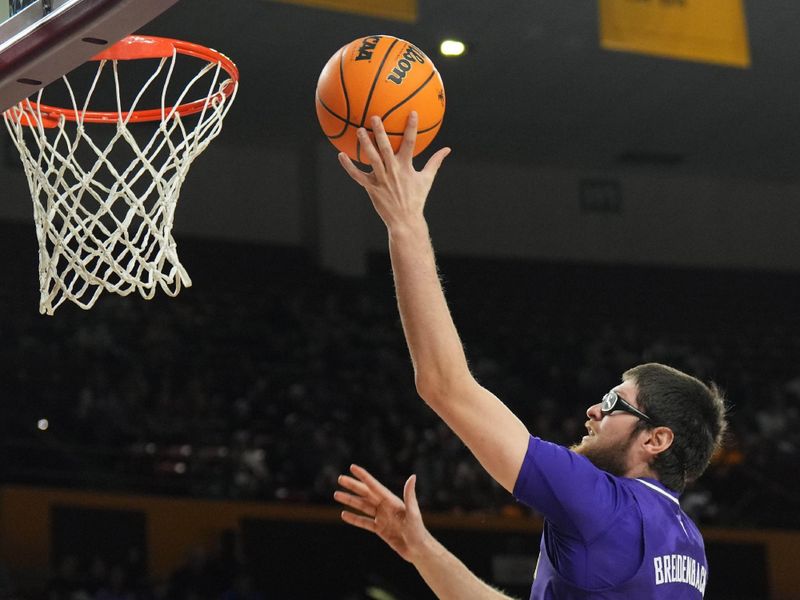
top-left (586, 403), bottom-right (603, 421)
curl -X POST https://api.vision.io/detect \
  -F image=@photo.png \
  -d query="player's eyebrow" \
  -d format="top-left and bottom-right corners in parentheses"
top-left (615, 390), bottom-right (632, 403)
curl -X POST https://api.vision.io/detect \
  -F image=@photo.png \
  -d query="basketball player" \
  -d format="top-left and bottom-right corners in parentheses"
top-left (333, 113), bottom-right (727, 599)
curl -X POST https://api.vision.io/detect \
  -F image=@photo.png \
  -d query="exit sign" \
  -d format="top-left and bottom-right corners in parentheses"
top-left (580, 179), bottom-right (623, 214)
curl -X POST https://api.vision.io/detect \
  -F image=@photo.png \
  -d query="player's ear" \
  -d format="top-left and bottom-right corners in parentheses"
top-left (642, 426), bottom-right (674, 458)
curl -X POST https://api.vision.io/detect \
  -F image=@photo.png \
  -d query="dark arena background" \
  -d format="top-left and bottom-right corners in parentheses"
top-left (1, 1), bottom-right (800, 599)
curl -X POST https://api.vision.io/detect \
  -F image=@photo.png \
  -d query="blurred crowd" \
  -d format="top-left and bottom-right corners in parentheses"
top-left (1, 244), bottom-right (800, 597)
top-left (33, 530), bottom-right (263, 600)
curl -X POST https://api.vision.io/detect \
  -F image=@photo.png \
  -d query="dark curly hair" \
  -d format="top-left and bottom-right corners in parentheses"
top-left (624, 363), bottom-right (728, 493)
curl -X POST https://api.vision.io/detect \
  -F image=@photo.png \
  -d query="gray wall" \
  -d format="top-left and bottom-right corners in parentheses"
top-left (318, 145), bottom-right (800, 274)
top-left (2, 135), bottom-right (799, 275)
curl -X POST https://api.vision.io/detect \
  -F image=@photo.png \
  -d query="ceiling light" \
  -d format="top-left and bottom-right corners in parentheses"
top-left (440, 39), bottom-right (466, 57)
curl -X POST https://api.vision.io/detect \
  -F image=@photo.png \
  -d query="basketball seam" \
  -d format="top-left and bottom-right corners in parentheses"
top-left (358, 38), bottom-right (400, 163)
top-left (381, 69), bottom-right (439, 124)
top-left (359, 37), bottom-right (399, 129)
top-left (318, 48), bottom-right (350, 139)
top-left (317, 94), bottom-right (350, 140)
top-left (339, 46), bottom-right (351, 136)
top-left (317, 101), bottom-right (443, 136)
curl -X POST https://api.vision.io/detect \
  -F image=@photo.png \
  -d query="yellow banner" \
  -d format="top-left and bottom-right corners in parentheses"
top-left (267, 0), bottom-right (417, 22)
top-left (599, 0), bottom-right (750, 68)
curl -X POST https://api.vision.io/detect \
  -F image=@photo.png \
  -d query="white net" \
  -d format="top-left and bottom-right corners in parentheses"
top-left (3, 41), bottom-right (238, 315)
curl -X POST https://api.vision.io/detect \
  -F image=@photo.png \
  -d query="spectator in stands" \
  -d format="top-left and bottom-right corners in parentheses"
top-left (95, 566), bottom-right (135, 600)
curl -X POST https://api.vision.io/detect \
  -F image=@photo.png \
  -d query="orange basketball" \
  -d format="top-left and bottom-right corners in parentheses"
top-left (315, 35), bottom-right (446, 164)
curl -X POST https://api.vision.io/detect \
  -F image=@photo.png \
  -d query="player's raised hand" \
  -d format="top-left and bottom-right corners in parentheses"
top-left (338, 112), bottom-right (450, 231)
top-left (334, 464), bottom-right (430, 564)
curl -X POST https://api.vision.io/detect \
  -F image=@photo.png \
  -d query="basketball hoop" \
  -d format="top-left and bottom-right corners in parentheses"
top-left (3, 35), bottom-right (239, 315)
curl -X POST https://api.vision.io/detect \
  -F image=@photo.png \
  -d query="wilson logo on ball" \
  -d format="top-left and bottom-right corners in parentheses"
top-left (355, 36), bottom-right (381, 61)
top-left (387, 46), bottom-right (426, 85)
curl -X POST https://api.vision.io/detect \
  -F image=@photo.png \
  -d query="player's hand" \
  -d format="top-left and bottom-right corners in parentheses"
top-left (334, 464), bottom-right (430, 564)
top-left (337, 112), bottom-right (450, 231)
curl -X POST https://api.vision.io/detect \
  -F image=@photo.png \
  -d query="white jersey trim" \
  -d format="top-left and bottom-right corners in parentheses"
top-left (635, 478), bottom-right (680, 505)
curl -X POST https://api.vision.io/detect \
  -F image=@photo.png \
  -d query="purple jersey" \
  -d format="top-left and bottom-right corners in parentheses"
top-left (513, 436), bottom-right (708, 599)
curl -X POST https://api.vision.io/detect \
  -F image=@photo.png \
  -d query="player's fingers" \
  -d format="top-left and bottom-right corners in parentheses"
top-left (338, 474), bottom-right (374, 500)
top-left (421, 147), bottom-right (451, 179)
top-left (338, 152), bottom-right (372, 187)
top-left (357, 128), bottom-right (386, 180)
top-left (340, 510), bottom-right (378, 534)
top-left (334, 490), bottom-right (377, 517)
top-left (403, 474), bottom-right (421, 517)
top-left (398, 111), bottom-right (419, 161)
top-left (370, 116), bottom-right (396, 164)
top-left (350, 464), bottom-right (396, 499)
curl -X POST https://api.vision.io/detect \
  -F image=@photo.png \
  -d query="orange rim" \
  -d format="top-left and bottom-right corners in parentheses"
top-left (11, 35), bottom-right (239, 126)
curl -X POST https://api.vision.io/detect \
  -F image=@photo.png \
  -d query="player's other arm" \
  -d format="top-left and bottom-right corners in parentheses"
top-left (338, 113), bottom-right (529, 493)
top-left (336, 465), bottom-right (519, 600)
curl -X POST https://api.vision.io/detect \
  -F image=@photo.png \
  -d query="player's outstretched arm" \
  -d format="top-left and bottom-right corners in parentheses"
top-left (338, 114), bottom-right (529, 493)
top-left (335, 465), bottom-right (518, 600)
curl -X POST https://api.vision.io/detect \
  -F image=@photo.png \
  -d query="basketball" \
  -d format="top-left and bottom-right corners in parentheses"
top-left (315, 35), bottom-right (446, 164)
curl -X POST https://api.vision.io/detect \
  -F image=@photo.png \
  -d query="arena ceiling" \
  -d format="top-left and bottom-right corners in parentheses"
top-left (145, 0), bottom-right (800, 181)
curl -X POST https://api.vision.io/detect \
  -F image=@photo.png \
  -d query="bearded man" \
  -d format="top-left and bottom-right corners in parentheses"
top-left (334, 114), bottom-right (727, 600)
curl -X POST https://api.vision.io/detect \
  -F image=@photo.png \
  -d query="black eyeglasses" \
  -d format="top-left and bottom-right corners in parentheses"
top-left (601, 390), bottom-right (655, 425)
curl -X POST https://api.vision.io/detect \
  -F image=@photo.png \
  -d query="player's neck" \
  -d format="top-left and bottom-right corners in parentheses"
top-left (624, 462), bottom-right (660, 482)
